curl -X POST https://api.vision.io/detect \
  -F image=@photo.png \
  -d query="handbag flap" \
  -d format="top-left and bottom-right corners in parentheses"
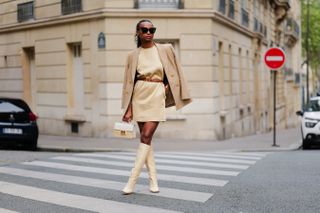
top-left (113, 122), bottom-right (135, 131)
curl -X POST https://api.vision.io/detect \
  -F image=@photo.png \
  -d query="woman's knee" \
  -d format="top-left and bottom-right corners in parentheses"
top-left (140, 131), bottom-right (153, 144)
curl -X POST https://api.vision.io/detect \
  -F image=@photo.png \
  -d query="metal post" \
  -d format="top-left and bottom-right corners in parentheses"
top-left (272, 70), bottom-right (279, 147)
top-left (306, 0), bottom-right (310, 103)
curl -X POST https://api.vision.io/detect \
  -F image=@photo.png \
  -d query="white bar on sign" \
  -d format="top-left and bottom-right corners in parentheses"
top-left (266, 56), bottom-right (283, 61)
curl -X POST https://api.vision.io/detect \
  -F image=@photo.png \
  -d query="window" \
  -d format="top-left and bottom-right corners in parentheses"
top-left (228, 0), bottom-right (235, 19)
top-left (17, 1), bottom-right (34, 22)
top-left (219, 0), bottom-right (226, 14)
top-left (241, 0), bottom-right (249, 27)
top-left (62, 0), bottom-right (82, 15)
top-left (136, 0), bottom-right (181, 9)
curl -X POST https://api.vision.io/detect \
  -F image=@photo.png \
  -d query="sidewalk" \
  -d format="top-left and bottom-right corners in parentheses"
top-left (37, 127), bottom-right (302, 152)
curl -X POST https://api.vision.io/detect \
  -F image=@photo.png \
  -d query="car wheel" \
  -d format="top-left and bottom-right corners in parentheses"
top-left (302, 139), bottom-right (310, 150)
top-left (27, 139), bottom-right (37, 151)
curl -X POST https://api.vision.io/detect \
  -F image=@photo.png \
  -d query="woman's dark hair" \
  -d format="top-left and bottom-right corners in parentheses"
top-left (135, 19), bottom-right (153, 48)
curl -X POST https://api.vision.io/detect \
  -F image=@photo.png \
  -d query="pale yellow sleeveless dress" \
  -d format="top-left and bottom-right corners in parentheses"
top-left (132, 46), bottom-right (166, 122)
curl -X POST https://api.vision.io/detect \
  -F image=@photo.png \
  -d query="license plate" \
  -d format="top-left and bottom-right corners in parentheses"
top-left (3, 128), bottom-right (23, 134)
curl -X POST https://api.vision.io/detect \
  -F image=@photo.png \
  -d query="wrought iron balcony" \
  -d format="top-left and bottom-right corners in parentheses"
top-left (135, 0), bottom-right (182, 9)
top-left (285, 18), bottom-right (300, 46)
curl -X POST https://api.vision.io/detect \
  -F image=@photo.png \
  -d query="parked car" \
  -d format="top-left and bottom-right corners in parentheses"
top-left (296, 96), bottom-right (320, 149)
top-left (0, 97), bottom-right (38, 150)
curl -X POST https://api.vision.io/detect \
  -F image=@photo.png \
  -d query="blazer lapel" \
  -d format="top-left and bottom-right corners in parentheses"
top-left (155, 43), bottom-right (169, 75)
top-left (131, 48), bottom-right (141, 81)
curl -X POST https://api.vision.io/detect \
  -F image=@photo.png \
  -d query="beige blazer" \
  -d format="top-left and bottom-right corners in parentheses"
top-left (121, 43), bottom-right (192, 111)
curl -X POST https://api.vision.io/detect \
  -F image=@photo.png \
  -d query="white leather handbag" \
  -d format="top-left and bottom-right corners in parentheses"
top-left (112, 122), bottom-right (136, 139)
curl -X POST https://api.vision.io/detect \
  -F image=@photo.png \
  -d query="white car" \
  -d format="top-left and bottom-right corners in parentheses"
top-left (296, 96), bottom-right (320, 149)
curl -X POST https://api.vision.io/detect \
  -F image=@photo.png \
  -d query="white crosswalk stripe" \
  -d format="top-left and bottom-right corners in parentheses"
top-left (0, 208), bottom-right (20, 213)
top-left (0, 151), bottom-right (270, 212)
top-left (0, 181), bottom-right (181, 213)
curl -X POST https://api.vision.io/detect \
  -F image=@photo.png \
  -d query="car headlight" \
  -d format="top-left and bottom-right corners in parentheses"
top-left (305, 122), bottom-right (317, 128)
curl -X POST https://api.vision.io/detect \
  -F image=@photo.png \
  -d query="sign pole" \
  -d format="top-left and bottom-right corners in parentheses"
top-left (264, 47), bottom-right (285, 147)
top-left (272, 70), bottom-right (278, 147)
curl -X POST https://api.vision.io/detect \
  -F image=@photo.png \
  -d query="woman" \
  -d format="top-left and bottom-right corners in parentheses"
top-left (121, 19), bottom-right (192, 195)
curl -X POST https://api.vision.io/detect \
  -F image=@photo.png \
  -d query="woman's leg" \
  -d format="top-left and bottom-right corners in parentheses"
top-left (122, 122), bottom-right (160, 194)
top-left (138, 121), bottom-right (159, 145)
top-left (138, 121), bottom-right (160, 192)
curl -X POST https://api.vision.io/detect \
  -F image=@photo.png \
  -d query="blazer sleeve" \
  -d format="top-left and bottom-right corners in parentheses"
top-left (121, 54), bottom-right (130, 109)
top-left (168, 44), bottom-right (191, 100)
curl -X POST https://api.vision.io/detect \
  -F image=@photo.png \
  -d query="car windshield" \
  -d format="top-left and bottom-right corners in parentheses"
top-left (0, 101), bottom-right (24, 113)
top-left (305, 99), bottom-right (320, 112)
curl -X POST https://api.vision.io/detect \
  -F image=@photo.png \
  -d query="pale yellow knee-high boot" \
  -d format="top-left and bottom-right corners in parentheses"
top-left (122, 143), bottom-right (150, 195)
top-left (146, 145), bottom-right (159, 193)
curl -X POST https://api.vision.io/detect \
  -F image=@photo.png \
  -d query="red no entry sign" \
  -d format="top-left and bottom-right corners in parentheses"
top-left (264, 47), bottom-right (286, 70)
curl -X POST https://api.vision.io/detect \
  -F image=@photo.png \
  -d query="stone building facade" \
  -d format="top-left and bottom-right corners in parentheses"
top-left (0, 0), bottom-right (301, 140)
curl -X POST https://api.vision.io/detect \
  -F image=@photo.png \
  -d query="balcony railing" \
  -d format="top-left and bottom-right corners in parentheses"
top-left (135, 0), bottom-right (181, 9)
top-left (285, 18), bottom-right (300, 40)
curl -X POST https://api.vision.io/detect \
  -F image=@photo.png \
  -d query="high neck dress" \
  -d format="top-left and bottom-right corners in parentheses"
top-left (132, 45), bottom-right (166, 122)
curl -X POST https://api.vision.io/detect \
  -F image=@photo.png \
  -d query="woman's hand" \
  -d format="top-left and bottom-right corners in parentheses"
top-left (122, 104), bottom-right (132, 122)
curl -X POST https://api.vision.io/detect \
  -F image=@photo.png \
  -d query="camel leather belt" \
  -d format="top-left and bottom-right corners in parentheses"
top-left (137, 77), bottom-right (163, 83)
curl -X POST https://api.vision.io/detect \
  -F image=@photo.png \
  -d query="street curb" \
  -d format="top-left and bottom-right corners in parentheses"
top-left (37, 146), bottom-right (135, 153)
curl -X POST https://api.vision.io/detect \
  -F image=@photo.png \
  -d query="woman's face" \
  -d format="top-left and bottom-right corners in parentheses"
top-left (137, 22), bottom-right (156, 43)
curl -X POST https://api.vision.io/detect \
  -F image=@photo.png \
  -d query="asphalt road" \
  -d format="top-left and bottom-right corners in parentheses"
top-left (0, 149), bottom-right (319, 213)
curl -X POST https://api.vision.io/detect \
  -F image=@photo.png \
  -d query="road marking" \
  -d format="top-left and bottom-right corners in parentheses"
top-left (0, 167), bottom-right (212, 203)
top-left (158, 152), bottom-right (262, 160)
top-left (0, 181), bottom-right (181, 213)
top-left (22, 161), bottom-right (228, 187)
top-left (107, 153), bottom-right (256, 165)
top-left (0, 208), bottom-right (19, 213)
top-left (216, 152), bottom-right (269, 157)
top-left (52, 156), bottom-right (240, 176)
top-left (75, 153), bottom-right (250, 170)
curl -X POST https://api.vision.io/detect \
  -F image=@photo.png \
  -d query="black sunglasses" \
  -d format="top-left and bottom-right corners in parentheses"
top-left (140, 27), bottom-right (157, 34)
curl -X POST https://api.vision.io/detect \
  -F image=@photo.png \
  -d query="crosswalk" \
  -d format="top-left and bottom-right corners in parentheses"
top-left (0, 150), bottom-right (270, 212)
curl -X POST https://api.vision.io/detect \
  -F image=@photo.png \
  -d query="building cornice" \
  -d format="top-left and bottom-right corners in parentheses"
top-left (1, 8), bottom-right (257, 41)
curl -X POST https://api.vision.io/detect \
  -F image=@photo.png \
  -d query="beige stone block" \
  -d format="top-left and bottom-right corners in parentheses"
top-left (1, 13), bottom-right (16, 25)
top-left (84, 78), bottom-right (91, 93)
top-left (106, 99), bottom-right (122, 115)
top-left (37, 65), bottom-right (66, 79)
top-left (184, 0), bottom-right (213, 9)
top-left (180, 50), bottom-right (212, 66)
top-left (83, 0), bottom-right (105, 11)
top-left (0, 43), bottom-right (20, 56)
top-left (182, 98), bottom-right (214, 114)
top-left (189, 82), bottom-right (215, 98)
top-left (37, 93), bottom-right (67, 107)
top-left (84, 94), bottom-right (93, 110)
top-left (36, 38), bottom-right (65, 53)
top-left (105, 19), bottom-right (138, 34)
top-left (180, 35), bottom-right (212, 50)
top-left (36, 52), bottom-right (67, 66)
top-left (105, 0), bottom-right (133, 8)
top-left (2, 55), bottom-right (21, 67)
top-left (0, 80), bottom-right (22, 92)
top-left (104, 51), bottom-right (127, 66)
top-left (106, 34), bottom-right (136, 50)
top-left (0, 68), bottom-right (22, 79)
top-left (99, 66), bottom-right (123, 82)
top-left (183, 66), bottom-right (213, 82)
top-left (37, 105), bottom-right (67, 120)
top-left (37, 79), bottom-right (67, 93)
top-left (36, 3), bottom-right (60, 19)
top-left (35, 0), bottom-right (60, 7)
top-left (106, 83), bottom-right (122, 99)
top-left (0, 91), bottom-right (22, 99)
top-left (38, 118), bottom-right (68, 135)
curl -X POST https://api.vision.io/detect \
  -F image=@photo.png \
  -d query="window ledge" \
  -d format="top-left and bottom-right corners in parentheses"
top-left (166, 114), bottom-right (186, 121)
top-left (64, 114), bottom-right (86, 123)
